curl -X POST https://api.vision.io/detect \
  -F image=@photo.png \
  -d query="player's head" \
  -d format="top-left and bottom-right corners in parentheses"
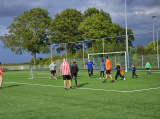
top-left (105, 56), bottom-right (108, 59)
top-left (101, 59), bottom-right (104, 62)
top-left (53, 60), bottom-right (56, 63)
top-left (132, 64), bottom-right (135, 67)
top-left (63, 58), bottom-right (66, 62)
top-left (146, 61), bottom-right (148, 63)
top-left (117, 62), bottom-right (120, 65)
top-left (88, 59), bottom-right (91, 62)
top-left (0, 62), bottom-right (1, 66)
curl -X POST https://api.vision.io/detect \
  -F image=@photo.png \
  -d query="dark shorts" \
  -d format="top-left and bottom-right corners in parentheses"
top-left (146, 68), bottom-right (150, 70)
top-left (63, 75), bottom-right (71, 80)
top-left (106, 70), bottom-right (111, 74)
top-left (51, 70), bottom-right (56, 74)
top-left (88, 68), bottom-right (92, 73)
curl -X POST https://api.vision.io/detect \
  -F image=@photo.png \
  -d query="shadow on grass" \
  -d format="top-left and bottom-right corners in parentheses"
top-left (77, 83), bottom-right (89, 87)
top-left (4, 85), bottom-right (20, 88)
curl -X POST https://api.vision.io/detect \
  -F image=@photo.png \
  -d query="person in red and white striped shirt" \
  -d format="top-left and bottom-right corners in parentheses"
top-left (60, 58), bottom-right (72, 90)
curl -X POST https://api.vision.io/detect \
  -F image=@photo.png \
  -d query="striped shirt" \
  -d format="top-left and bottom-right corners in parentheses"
top-left (60, 61), bottom-right (70, 75)
top-left (0, 67), bottom-right (2, 76)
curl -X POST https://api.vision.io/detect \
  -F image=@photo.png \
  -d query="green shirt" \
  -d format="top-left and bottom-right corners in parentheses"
top-left (145, 63), bottom-right (151, 68)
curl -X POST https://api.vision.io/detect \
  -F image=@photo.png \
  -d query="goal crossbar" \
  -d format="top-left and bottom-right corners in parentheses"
top-left (88, 51), bottom-right (127, 72)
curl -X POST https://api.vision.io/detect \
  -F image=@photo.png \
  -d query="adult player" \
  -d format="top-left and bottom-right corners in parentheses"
top-left (60, 58), bottom-right (72, 90)
top-left (0, 62), bottom-right (6, 89)
top-left (84, 59), bottom-right (94, 79)
top-left (49, 60), bottom-right (57, 80)
top-left (145, 61), bottom-right (151, 74)
top-left (70, 60), bottom-right (79, 87)
top-left (103, 56), bottom-right (114, 83)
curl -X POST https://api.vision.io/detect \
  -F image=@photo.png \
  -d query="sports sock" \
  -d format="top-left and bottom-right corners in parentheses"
top-left (147, 71), bottom-right (148, 74)
top-left (149, 71), bottom-right (151, 73)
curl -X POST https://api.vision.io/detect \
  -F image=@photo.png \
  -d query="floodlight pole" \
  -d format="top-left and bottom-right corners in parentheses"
top-left (51, 45), bottom-right (52, 63)
top-left (125, 0), bottom-right (128, 71)
top-left (157, 31), bottom-right (159, 68)
top-left (65, 43), bottom-right (67, 61)
top-left (152, 16), bottom-right (156, 50)
top-left (103, 39), bottom-right (104, 58)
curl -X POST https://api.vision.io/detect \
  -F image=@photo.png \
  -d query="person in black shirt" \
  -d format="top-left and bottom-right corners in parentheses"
top-left (70, 60), bottom-right (79, 87)
top-left (115, 62), bottom-right (125, 81)
top-left (132, 64), bottom-right (138, 78)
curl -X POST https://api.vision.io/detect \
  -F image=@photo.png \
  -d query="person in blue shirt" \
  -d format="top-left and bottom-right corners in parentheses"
top-left (84, 59), bottom-right (94, 79)
top-left (99, 59), bottom-right (105, 79)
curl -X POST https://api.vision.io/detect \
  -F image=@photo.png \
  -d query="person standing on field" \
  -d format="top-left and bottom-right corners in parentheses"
top-left (102, 56), bottom-right (114, 83)
top-left (115, 62), bottom-right (125, 81)
top-left (84, 59), bottom-right (94, 79)
top-left (0, 62), bottom-right (6, 89)
top-left (70, 60), bottom-right (79, 87)
top-left (49, 60), bottom-right (57, 80)
top-left (145, 61), bottom-right (151, 74)
top-left (60, 58), bottom-right (72, 90)
top-left (99, 59), bottom-right (105, 79)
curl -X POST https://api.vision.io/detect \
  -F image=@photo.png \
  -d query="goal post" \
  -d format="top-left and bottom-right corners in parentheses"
top-left (29, 67), bottom-right (59, 79)
top-left (88, 51), bottom-right (128, 72)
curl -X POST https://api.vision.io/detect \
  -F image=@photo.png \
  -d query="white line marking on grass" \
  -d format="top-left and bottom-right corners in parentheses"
top-left (3, 81), bottom-right (160, 93)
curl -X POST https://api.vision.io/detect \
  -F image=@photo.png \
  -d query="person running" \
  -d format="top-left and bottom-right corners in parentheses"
top-left (0, 62), bottom-right (6, 89)
top-left (70, 60), bottom-right (79, 87)
top-left (99, 59), bottom-right (105, 79)
top-left (145, 61), bottom-right (151, 74)
top-left (84, 59), bottom-right (94, 79)
top-left (119, 63), bottom-right (125, 77)
top-left (115, 62), bottom-right (125, 81)
top-left (49, 60), bottom-right (57, 80)
top-left (103, 56), bottom-right (114, 83)
top-left (60, 58), bottom-right (72, 90)
top-left (132, 64), bottom-right (138, 79)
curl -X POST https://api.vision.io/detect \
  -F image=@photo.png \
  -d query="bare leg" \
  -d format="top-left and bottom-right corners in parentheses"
top-left (64, 80), bottom-right (66, 88)
top-left (69, 80), bottom-right (71, 87)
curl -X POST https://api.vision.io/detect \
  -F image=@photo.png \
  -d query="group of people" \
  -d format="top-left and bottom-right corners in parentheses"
top-left (0, 58), bottom-right (152, 90)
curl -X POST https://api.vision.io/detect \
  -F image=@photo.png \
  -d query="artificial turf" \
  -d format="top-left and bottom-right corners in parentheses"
top-left (1, 70), bottom-right (160, 119)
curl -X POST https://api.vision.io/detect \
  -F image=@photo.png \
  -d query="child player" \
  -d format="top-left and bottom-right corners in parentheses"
top-left (132, 64), bottom-right (138, 79)
top-left (84, 59), bottom-right (94, 79)
top-left (115, 62), bottom-right (125, 81)
top-left (145, 61), bottom-right (151, 74)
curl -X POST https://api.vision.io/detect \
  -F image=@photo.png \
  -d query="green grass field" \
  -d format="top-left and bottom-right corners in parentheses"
top-left (1, 70), bottom-right (160, 119)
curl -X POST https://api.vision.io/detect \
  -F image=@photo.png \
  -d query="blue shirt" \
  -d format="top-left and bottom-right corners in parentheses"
top-left (87, 62), bottom-right (93, 69)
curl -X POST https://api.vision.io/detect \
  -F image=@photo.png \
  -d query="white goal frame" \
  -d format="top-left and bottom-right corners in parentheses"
top-left (29, 67), bottom-right (59, 79)
top-left (88, 51), bottom-right (127, 72)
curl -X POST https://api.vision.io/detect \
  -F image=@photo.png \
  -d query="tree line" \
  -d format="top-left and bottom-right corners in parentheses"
top-left (0, 7), bottom-right (159, 65)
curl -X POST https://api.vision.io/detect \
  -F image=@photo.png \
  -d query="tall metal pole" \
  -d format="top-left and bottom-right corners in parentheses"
top-left (51, 45), bottom-right (52, 63)
top-left (157, 31), bottom-right (159, 68)
top-left (103, 39), bottom-right (104, 58)
top-left (152, 16), bottom-right (156, 50)
top-left (65, 43), bottom-right (67, 61)
top-left (125, 0), bottom-right (128, 71)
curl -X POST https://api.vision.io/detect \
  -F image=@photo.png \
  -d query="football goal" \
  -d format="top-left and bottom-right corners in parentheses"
top-left (29, 67), bottom-right (59, 79)
top-left (88, 51), bottom-right (129, 72)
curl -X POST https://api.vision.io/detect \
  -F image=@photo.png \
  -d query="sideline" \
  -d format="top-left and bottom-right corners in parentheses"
top-left (3, 81), bottom-right (160, 93)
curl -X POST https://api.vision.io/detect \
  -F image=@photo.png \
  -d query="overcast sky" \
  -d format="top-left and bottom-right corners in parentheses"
top-left (0, 0), bottom-right (160, 63)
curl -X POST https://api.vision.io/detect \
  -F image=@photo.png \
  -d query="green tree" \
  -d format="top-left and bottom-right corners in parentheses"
top-left (0, 7), bottom-right (52, 64)
top-left (79, 14), bottom-right (116, 40)
top-left (49, 8), bottom-right (83, 53)
top-left (83, 7), bottom-right (112, 23)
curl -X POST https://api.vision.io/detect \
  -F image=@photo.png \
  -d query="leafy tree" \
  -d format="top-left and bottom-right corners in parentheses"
top-left (79, 14), bottom-right (116, 40)
top-left (49, 8), bottom-right (83, 53)
top-left (0, 7), bottom-right (52, 64)
top-left (83, 7), bottom-right (112, 23)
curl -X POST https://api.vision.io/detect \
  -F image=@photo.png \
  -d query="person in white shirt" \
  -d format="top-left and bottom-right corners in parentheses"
top-left (49, 60), bottom-right (57, 80)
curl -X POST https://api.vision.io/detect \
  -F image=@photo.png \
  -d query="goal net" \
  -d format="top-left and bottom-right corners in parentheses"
top-left (29, 67), bottom-right (59, 79)
top-left (88, 51), bottom-right (131, 72)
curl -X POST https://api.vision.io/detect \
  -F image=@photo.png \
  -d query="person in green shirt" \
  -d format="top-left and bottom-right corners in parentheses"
top-left (145, 61), bottom-right (151, 74)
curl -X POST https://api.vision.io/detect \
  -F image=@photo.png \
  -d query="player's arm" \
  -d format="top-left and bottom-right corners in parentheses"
top-left (84, 64), bottom-right (88, 68)
top-left (49, 64), bottom-right (52, 71)
top-left (0, 71), bottom-right (6, 76)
